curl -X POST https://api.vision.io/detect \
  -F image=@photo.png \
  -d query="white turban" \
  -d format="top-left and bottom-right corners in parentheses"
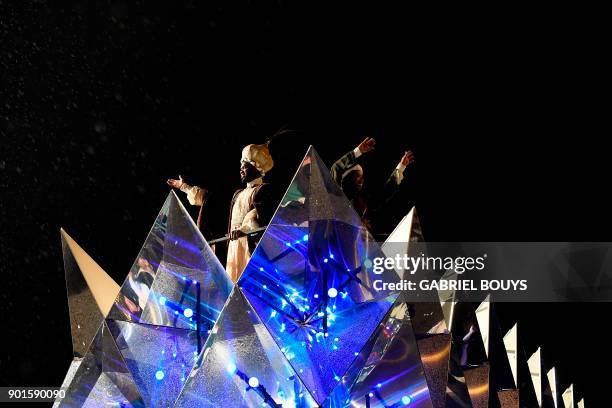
top-left (241, 143), bottom-right (274, 176)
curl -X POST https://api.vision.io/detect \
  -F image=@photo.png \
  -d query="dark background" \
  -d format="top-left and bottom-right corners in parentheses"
top-left (1, 1), bottom-right (608, 405)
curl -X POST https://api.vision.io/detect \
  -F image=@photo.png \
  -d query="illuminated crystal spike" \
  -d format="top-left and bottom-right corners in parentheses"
top-left (527, 348), bottom-right (543, 407)
top-left (61, 229), bottom-right (120, 357)
top-left (323, 301), bottom-right (433, 408)
top-left (383, 207), bottom-right (423, 271)
top-left (382, 208), bottom-right (448, 334)
top-left (503, 324), bottom-right (518, 388)
top-left (106, 320), bottom-right (199, 407)
top-left (107, 191), bottom-right (232, 337)
top-left (238, 147), bottom-right (400, 404)
top-left (547, 367), bottom-right (559, 408)
top-left (59, 321), bottom-right (145, 407)
top-left (562, 384), bottom-right (575, 408)
top-left (174, 288), bottom-right (318, 408)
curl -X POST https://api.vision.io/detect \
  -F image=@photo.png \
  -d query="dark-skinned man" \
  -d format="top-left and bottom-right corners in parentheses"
top-left (167, 143), bottom-right (275, 282)
top-left (331, 137), bottom-right (415, 234)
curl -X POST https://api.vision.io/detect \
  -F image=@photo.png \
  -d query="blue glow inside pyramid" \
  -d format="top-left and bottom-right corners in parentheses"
top-left (175, 288), bottom-right (318, 407)
top-left (107, 192), bottom-right (232, 338)
top-left (238, 147), bottom-right (401, 404)
top-left (60, 192), bottom-right (233, 408)
top-left (323, 302), bottom-right (432, 408)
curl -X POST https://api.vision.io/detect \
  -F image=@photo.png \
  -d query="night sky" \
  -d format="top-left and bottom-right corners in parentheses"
top-left (1, 1), bottom-right (609, 405)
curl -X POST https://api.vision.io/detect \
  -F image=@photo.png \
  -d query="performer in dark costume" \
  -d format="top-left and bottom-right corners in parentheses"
top-left (167, 143), bottom-right (275, 282)
top-left (331, 137), bottom-right (414, 233)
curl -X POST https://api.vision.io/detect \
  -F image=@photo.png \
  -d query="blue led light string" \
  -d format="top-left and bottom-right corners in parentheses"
top-left (226, 364), bottom-right (283, 408)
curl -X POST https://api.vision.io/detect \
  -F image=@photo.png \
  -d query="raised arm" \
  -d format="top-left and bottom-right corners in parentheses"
top-left (166, 175), bottom-right (208, 206)
top-left (330, 137), bottom-right (376, 185)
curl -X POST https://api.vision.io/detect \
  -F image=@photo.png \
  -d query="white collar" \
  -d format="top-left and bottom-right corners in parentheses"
top-left (246, 177), bottom-right (263, 188)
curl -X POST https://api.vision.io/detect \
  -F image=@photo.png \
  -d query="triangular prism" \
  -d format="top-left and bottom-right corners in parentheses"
top-left (175, 288), bottom-right (318, 407)
top-left (238, 147), bottom-right (400, 404)
top-left (61, 229), bottom-right (120, 357)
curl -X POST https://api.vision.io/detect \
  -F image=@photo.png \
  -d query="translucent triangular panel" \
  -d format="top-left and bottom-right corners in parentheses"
top-left (175, 288), bottom-right (318, 407)
top-left (547, 367), bottom-right (559, 408)
top-left (238, 147), bottom-right (400, 404)
top-left (383, 207), bottom-right (422, 277)
top-left (323, 301), bottom-right (433, 408)
top-left (383, 209), bottom-right (449, 335)
top-left (528, 348), bottom-right (543, 406)
top-left (562, 384), bottom-right (574, 408)
top-left (474, 297), bottom-right (490, 357)
top-left (58, 321), bottom-right (145, 407)
top-left (62, 229), bottom-right (120, 357)
top-left (577, 398), bottom-right (585, 408)
top-left (108, 191), bottom-right (232, 336)
top-left (107, 320), bottom-right (199, 408)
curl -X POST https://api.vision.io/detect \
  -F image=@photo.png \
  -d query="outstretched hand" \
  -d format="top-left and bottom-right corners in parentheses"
top-left (357, 137), bottom-right (376, 154)
top-left (166, 175), bottom-right (184, 189)
top-left (400, 150), bottom-right (415, 167)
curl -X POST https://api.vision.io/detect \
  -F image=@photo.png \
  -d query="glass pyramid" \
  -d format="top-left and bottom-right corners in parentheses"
top-left (174, 288), bottom-right (318, 408)
top-left (323, 301), bottom-right (433, 408)
top-left (59, 192), bottom-right (233, 407)
top-left (108, 191), bottom-right (232, 338)
top-left (237, 147), bottom-right (400, 404)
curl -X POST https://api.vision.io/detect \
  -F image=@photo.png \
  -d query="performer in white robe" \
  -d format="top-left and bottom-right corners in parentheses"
top-left (167, 143), bottom-right (274, 282)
